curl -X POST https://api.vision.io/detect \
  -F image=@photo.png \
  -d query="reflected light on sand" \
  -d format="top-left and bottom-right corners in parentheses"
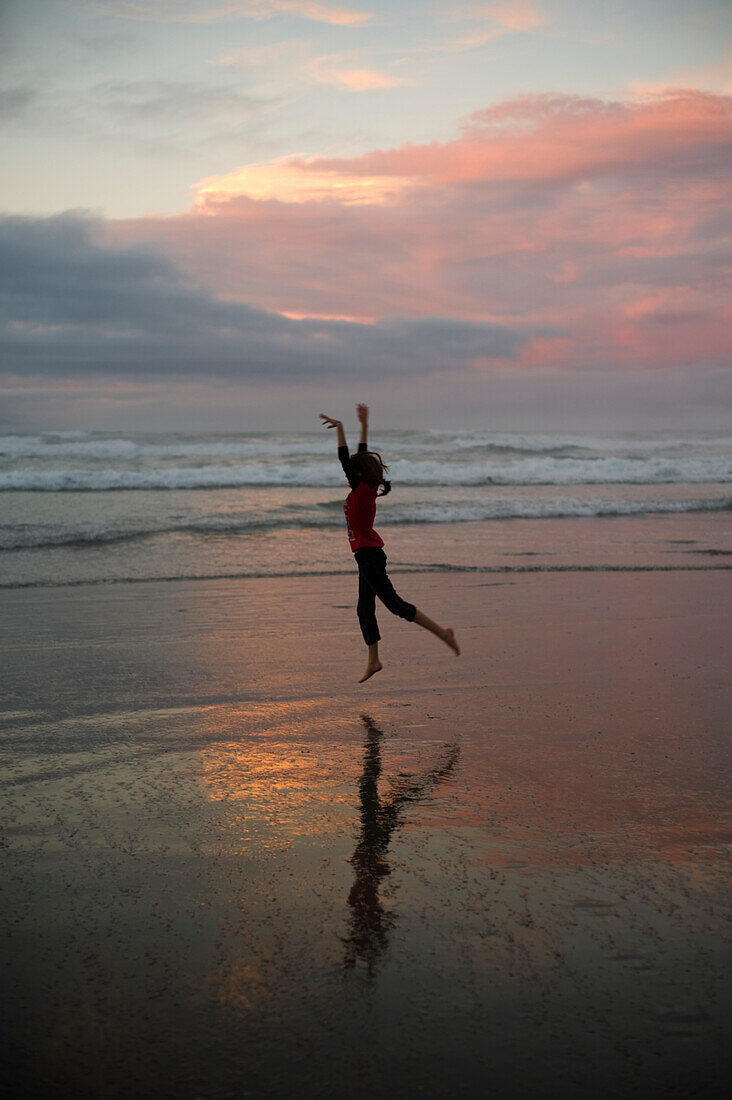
top-left (198, 699), bottom-right (358, 851)
top-left (197, 702), bottom-right (462, 986)
top-left (205, 957), bottom-right (272, 1015)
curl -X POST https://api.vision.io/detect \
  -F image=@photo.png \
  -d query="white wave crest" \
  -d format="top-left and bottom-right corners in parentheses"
top-left (2, 496), bottom-right (729, 550)
top-left (3, 429), bottom-right (731, 464)
top-left (0, 435), bottom-right (326, 460)
top-left (2, 452), bottom-right (731, 491)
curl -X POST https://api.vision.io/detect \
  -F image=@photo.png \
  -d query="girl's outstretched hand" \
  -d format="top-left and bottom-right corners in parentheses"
top-left (320, 413), bottom-right (342, 429)
top-left (356, 403), bottom-right (369, 424)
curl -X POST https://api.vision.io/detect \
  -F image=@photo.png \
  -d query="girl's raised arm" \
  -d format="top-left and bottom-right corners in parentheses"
top-left (320, 413), bottom-right (347, 450)
top-left (321, 413), bottom-right (359, 487)
top-left (357, 403), bottom-right (368, 449)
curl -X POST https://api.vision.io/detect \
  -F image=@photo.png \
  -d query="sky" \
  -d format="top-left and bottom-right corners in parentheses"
top-left (1, 0), bottom-right (730, 432)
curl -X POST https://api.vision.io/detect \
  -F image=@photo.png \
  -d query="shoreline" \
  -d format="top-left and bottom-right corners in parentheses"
top-left (2, 560), bottom-right (731, 591)
top-left (3, 509), bottom-right (731, 590)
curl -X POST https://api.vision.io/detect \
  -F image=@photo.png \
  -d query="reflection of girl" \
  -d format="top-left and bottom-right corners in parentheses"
top-left (320, 404), bottom-right (460, 682)
top-left (344, 713), bottom-right (460, 979)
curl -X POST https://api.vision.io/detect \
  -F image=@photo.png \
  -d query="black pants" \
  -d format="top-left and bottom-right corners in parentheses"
top-left (355, 547), bottom-right (416, 645)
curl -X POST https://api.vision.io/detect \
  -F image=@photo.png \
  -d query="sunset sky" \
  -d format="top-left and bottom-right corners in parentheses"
top-left (1, 0), bottom-right (730, 430)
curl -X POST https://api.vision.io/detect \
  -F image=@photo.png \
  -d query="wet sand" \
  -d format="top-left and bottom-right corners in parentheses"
top-left (1, 571), bottom-right (731, 1098)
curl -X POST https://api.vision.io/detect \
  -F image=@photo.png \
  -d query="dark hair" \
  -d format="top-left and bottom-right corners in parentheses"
top-left (350, 450), bottom-right (391, 496)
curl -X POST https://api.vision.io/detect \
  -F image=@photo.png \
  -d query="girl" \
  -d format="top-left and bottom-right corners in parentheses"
top-left (320, 404), bottom-right (460, 682)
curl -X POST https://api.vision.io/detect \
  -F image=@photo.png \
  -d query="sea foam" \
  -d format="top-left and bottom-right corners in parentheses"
top-left (2, 496), bottom-right (729, 550)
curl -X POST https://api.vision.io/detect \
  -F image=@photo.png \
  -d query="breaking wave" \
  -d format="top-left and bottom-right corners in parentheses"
top-left (3, 496), bottom-right (729, 550)
top-left (2, 453), bottom-right (731, 492)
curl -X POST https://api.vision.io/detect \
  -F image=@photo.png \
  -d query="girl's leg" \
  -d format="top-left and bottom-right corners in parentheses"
top-left (359, 641), bottom-right (382, 683)
top-left (413, 609), bottom-right (460, 656)
top-left (356, 549), bottom-right (460, 676)
top-left (357, 569), bottom-right (380, 644)
top-left (366, 552), bottom-right (417, 624)
top-left (367, 554), bottom-right (460, 657)
top-left (357, 561), bottom-right (383, 682)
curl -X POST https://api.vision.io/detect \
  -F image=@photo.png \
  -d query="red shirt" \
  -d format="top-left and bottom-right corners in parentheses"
top-left (344, 481), bottom-right (384, 553)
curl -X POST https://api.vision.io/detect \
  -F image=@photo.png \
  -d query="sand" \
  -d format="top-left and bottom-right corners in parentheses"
top-left (1, 570), bottom-right (731, 1098)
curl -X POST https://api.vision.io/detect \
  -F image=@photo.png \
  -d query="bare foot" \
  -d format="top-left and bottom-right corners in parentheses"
top-left (443, 628), bottom-right (460, 656)
top-left (359, 662), bottom-right (383, 683)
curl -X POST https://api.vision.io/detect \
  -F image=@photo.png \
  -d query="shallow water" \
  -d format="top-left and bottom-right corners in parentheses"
top-left (2, 505), bottom-right (731, 588)
top-left (2, 428), bottom-right (730, 588)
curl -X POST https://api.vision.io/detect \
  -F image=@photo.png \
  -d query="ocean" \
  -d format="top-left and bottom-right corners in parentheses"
top-left (1, 428), bottom-right (730, 588)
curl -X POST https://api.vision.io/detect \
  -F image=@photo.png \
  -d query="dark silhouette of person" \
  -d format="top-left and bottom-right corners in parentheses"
top-left (344, 713), bottom-right (460, 980)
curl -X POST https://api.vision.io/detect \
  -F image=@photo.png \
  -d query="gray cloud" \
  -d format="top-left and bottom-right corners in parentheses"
top-left (0, 211), bottom-right (524, 380)
top-left (0, 87), bottom-right (37, 119)
top-left (0, 75), bottom-right (277, 155)
top-left (94, 79), bottom-right (277, 125)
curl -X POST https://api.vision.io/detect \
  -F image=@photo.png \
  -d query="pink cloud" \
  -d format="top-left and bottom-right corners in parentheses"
top-left (303, 55), bottom-right (407, 91)
top-left (451, 0), bottom-right (548, 50)
top-left (300, 90), bottom-right (731, 185)
top-left (94, 1), bottom-right (372, 27)
top-left (275, 0), bottom-right (371, 24)
top-left (629, 44), bottom-right (732, 98)
top-left (112, 90), bottom-right (732, 373)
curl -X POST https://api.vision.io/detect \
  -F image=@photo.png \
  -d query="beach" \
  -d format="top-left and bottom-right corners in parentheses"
top-left (4, 0), bottom-right (732, 1087)
top-left (2, 565), bottom-right (730, 1098)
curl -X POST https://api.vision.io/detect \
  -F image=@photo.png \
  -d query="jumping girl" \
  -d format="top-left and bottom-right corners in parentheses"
top-left (320, 404), bottom-right (460, 682)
